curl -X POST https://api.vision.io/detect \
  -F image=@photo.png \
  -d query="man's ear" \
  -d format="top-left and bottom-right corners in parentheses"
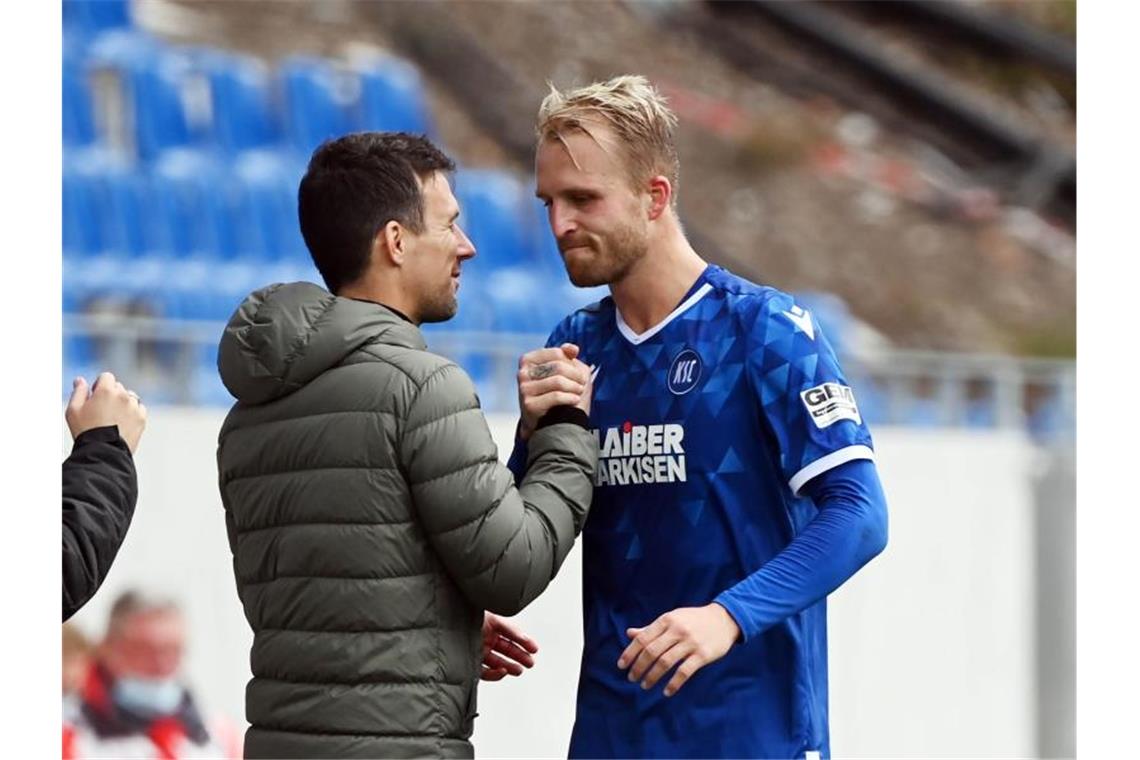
top-left (375, 220), bottom-right (406, 266)
top-left (646, 176), bottom-right (672, 221)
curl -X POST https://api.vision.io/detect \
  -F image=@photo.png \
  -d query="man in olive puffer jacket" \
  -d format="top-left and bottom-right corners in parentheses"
top-left (216, 133), bottom-right (597, 759)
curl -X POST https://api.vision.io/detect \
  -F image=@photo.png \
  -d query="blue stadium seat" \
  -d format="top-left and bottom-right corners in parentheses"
top-left (483, 266), bottom-right (592, 336)
top-left (63, 56), bottom-right (96, 147)
top-left (84, 27), bottom-right (158, 70)
top-left (99, 166), bottom-right (155, 260)
top-left (142, 152), bottom-right (240, 328)
top-left (65, 147), bottom-right (157, 261)
top-left (150, 148), bottom-right (238, 261)
top-left (86, 34), bottom-right (198, 160)
top-left (63, 165), bottom-right (103, 259)
top-left (231, 150), bottom-right (309, 264)
top-left (197, 49), bottom-right (281, 154)
top-left (485, 267), bottom-right (553, 334)
top-left (169, 260), bottom-right (261, 324)
top-left (132, 52), bottom-right (200, 160)
top-left (454, 169), bottom-right (531, 270)
top-left (64, 0), bottom-right (132, 35)
top-left (357, 56), bottom-right (433, 136)
top-left (279, 56), bottom-right (358, 155)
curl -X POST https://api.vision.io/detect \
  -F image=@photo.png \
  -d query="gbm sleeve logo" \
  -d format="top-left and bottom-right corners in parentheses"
top-left (800, 382), bottom-right (862, 428)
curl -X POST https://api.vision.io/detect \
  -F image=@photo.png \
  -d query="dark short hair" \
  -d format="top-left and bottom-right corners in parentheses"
top-left (298, 132), bottom-right (456, 293)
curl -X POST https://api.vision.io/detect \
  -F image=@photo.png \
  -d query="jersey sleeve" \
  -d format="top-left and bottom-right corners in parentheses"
top-left (746, 292), bottom-right (874, 496)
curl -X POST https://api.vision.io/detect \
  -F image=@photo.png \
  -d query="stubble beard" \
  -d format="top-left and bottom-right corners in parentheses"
top-left (563, 223), bottom-right (649, 288)
top-left (417, 282), bottom-right (459, 324)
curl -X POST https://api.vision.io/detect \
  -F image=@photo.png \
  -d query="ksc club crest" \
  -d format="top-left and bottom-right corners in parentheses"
top-left (667, 348), bottom-right (703, 395)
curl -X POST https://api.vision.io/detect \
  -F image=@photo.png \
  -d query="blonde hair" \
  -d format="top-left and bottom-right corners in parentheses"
top-left (536, 75), bottom-right (680, 205)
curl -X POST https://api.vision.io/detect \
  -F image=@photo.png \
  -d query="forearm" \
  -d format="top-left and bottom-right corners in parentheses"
top-left (464, 420), bottom-right (596, 614)
top-left (714, 459), bottom-right (888, 640)
top-left (405, 365), bottom-right (596, 614)
top-left (61, 426), bottom-right (138, 620)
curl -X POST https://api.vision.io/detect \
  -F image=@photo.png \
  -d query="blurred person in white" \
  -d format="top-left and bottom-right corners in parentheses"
top-left (71, 591), bottom-right (241, 759)
top-left (63, 371), bottom-right (147, 621)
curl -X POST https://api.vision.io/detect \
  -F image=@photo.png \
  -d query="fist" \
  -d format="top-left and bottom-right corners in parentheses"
top-left (517, 343), bottom-right (593, 440)
top-left (66, 372), bottom-right (148, 454)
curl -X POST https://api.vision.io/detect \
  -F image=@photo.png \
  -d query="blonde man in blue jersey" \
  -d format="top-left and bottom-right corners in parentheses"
top-left (508, 75), bottom-right (889, 759)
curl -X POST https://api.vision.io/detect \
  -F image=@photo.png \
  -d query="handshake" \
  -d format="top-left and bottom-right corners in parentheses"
top-left (516, 342), bottom-right (594, 441)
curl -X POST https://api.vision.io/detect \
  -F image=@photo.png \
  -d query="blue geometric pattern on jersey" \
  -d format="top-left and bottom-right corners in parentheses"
top-left (545, 265), bottom-right (874, 759)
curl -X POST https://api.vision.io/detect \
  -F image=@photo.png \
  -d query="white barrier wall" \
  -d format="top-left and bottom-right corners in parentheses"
top-left (66, 410), bottom-right (1044, 757)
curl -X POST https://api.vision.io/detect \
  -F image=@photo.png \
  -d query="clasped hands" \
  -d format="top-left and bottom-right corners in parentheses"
top-left (516, 343), bottom-right (593, 441)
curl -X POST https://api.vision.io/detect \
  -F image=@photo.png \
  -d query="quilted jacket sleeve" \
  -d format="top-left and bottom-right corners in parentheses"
top-left (62, 426), bottom-right (138, 621)
top-left (399, 362), bottom-right (597, 615)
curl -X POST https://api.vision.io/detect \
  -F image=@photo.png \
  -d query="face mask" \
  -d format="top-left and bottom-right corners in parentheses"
top-left (63, 693), bottom-right (81, 723)
top-left (111, 676), bottom-right (184, 717)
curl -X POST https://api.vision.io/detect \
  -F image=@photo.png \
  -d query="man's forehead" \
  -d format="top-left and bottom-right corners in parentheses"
top-left (421, 171), bottom-right (459, 212)
top-left (537, 127), bottom-right (624, 185)
top-left (419, 170), bottom-right (450, 194)
top-left (118, 609), bottom-right (183, 632)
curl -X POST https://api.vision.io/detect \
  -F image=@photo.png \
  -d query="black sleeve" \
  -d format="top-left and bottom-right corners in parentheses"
top-left (62, 425), bottom-right (138, 621)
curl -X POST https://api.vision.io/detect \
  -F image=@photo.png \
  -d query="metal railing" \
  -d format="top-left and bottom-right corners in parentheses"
top-left (63, 313), bottom-right (1074, 440)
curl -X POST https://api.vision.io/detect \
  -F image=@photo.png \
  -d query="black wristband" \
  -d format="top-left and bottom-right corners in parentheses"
top-left (535, 406), bottom-right (590, 431)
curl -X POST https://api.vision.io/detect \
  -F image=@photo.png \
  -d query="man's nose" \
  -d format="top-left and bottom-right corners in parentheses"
top-left (549, 203), bottom-right (577, 239)
top-left (455, 224), bottom-right (476, 260)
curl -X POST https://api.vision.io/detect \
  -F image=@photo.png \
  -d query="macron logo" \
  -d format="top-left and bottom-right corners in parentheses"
top-left (782, 305), bottom-right (815, 340)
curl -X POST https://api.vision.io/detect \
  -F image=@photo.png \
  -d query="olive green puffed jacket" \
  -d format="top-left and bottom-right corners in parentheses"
top-left (216, 282), bottom-right (597, 759)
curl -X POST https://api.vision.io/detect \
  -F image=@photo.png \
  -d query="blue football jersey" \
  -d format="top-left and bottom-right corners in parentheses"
top-left (547, 265), bottom-right (875, 759)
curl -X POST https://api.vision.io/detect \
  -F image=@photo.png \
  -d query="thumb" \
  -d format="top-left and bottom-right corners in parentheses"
top-left (626, 627), bottom-right (642, 639)
top-left (560, 342), bottom-right (580, 360)
top-left (67, 377), bottom-right (88, 414)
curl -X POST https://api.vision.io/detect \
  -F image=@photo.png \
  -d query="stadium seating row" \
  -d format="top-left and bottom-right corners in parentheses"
top-left (63, 2), bottom-right (1068, 436)
top-left (65, 25), bottom-right (433, 160)
top-left (64, 147), bottom-right (557, 271)
top-left (61, 7), bottom-right (602, 407)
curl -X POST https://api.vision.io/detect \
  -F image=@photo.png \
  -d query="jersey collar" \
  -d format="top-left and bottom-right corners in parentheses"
top-left (615, 268), bottom-right (715, 346)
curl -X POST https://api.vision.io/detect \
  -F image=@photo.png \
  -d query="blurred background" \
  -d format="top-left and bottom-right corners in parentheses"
top-left (60, 0), bottom-right (1075, 757)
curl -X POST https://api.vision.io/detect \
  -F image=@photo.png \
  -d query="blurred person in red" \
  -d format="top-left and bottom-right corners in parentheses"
top-left (63, 623), bottom-right (94, 760)
top-left (73, 591), bottom-right (241, 759)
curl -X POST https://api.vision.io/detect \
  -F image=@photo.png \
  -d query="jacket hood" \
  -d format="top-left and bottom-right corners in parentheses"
top-left (218, 281), bottom-right (425, 405)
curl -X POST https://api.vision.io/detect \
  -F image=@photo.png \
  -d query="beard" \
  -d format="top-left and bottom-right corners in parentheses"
top-left (417, 279), bottom-right (459, 324)
top-left (560, 221), bottom-right (649, 288)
